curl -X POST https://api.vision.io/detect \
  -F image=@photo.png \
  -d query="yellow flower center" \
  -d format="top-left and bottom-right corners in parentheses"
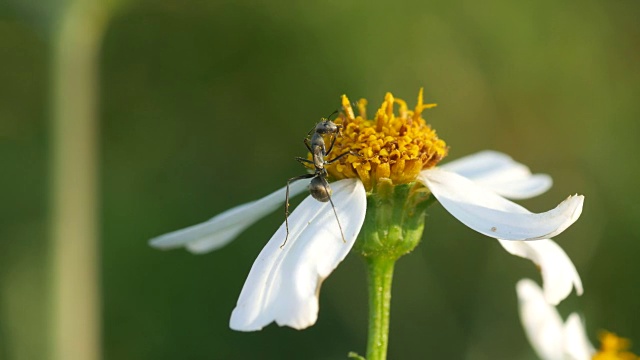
top-left (592, 331), bottom-right (639, 360)
top-left (324, 89), bottom-right (448, 191)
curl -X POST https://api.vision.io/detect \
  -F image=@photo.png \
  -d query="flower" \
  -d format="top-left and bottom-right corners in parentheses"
top-left (150, 90), bottom-right (584, 331)
top-left (517, 278), bottom-right (638, 360)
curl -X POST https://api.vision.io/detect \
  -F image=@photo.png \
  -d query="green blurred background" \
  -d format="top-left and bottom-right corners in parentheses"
top-left (1, 0), bottom-right (638, 358)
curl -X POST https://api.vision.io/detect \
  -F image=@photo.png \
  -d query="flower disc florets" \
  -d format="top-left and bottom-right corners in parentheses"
top-left (326, 89), bottom-right (448, 191)
top-left (594, 331), bottom-right (639, 360)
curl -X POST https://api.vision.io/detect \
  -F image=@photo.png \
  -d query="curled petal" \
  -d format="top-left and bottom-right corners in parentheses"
top-left (230, 179), bottom-right (367, 331)
top-left (440, 150), bottom-right (552, 199)
top-left (149, 179), bottom-right (310, 253)
top-left (498, 239), bottom-right (583, 305)
top-left (564, 314), bottom-right (595, 360)
top-left (418, 168), bottom-right (584, 240)
top-left (517, 279), bottom-right (565, 360)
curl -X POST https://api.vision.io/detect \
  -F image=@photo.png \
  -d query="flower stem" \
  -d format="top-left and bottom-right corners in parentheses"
top-left (50, 2), bottom-right (109, 359)
top-left (355, 181), bottom-right (431, 359)
top-left (365, 256), bottom-right (396, 360)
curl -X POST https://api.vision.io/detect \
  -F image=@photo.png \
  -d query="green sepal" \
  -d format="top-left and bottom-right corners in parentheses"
top-left (353, 178), bottom-right (434, 260)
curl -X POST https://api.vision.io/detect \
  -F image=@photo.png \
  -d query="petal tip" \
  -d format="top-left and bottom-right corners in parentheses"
top-left (148, 236), bottom-right (172, 250)
top-left (516, 278), bottom-right (540, 299)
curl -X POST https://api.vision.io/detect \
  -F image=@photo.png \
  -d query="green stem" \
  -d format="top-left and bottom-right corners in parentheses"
top-left (365, 256), bottom-right (396, 360)
top-left (355, 181), bottom-right (431, 359)
top-left (50, 2), bottom-right (109, 360)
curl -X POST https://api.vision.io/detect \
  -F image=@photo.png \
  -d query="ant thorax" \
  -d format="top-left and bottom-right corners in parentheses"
top-left (310, 131), bottom-right (326, 152)
top-left (312, 146), bottom-right (325, 170)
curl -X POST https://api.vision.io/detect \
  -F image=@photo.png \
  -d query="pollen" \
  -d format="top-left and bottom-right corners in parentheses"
top-left (325, 89), bottom-right (448, 191)
top-left (592, 331), bottom-right (639, 360)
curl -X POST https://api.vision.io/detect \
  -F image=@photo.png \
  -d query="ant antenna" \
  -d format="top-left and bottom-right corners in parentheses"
top-left (325, 109), bottom-right (339, 121)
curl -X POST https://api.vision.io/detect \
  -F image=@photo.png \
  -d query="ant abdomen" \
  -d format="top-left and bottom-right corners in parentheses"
top-left (309, 177), bottom-right (331, 202)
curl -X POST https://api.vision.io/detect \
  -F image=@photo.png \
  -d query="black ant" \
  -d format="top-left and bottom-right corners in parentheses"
top-left (281, 111), bottom-right (360, 248)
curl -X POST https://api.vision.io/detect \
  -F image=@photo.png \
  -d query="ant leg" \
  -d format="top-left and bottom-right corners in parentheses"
top-left (282, 174), bottom-right (315, 249)
top-left (303, 137), bottom-right (313, 153)
top-left (295, 157), bottom-right (313, 165)
top-left (326, 150), bottom-right (361, 165)
top-left (306, 124), bottom-right (316, 138)
top-left (325, 133), bottom-right (337, 156)
top-left (321, 180), bottom-right (346, 243)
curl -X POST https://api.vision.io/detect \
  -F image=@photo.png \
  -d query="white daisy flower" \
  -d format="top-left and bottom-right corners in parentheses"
top-left (150, 90), bottom-right (584, 331)
top-left (516, 279), bottom-right (637, 360)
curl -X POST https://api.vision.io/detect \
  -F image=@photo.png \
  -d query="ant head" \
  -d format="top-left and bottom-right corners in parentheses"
top-left (315, 120), bottom-right (338, 135)
top-left (315, 110), bottom-right (340, 135)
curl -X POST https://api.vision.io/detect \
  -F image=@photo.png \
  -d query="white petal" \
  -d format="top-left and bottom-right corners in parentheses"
top-left (149, 179), bottom-right (310, 253)
top-left (440, 150), bottom-right (552, 199)
top-left (564, 313), bottom-right (595, 360)
top-left (439, 150), bottom-right (517, 177)
top-left (516, 279), bottom-right (566, 360)
top-left (419, 168), bottom-right (584, 240)
top-left (498, 239), bottom-right (583, 305)
top-left (229, 179), bottom-right (367, 331)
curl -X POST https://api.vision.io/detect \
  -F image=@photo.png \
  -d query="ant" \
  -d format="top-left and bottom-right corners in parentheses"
top-left (281, 110), bottom-right (360, 248)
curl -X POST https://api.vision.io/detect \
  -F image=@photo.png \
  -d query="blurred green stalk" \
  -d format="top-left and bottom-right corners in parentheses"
top-left (50, 1), bottom-right (109, 359)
